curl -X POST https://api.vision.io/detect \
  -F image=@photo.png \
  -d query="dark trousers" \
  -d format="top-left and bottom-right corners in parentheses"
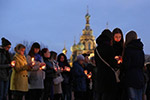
top-left (42, 79), bottom-right (54, 100)
top-left (62, 84), bottom-right (72, 100)
top-left (54, 94), bottom-right (62, 100)
top-left (25, 89), bottom-right (43, 100)
top-left (0, 80), bottom-right (9, 100)
top-left (12, 91), bottom-right (26, 100)
top-left (74, 91), bottom-right (86, 100)
top-left (101, 91), bottom-right (117, 100)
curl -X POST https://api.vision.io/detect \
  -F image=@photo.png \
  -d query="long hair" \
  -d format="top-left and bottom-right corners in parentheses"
top-left (125, 31), bottom-right (137, 46)
top-left (28, 42), bottom-right (40, 57)
top-left (112, 28), bottom-right (124, 56)
top-left (50, 51), bottom-right (57, 61)
top-left (41, 48), bottom-right (49, 57)
top-left (112, 28), bottom-right (124, 47)
top-left (122, 30), bottom-right (137, 58)
top-left (57, 53), bottom-right (69, 66)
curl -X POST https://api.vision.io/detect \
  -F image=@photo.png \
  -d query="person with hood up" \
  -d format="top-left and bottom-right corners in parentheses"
top-left (121, 31), bottom-right (145, 100)
top-left (94, 29), bottom-right (118, 100)
top-left (0, 37), bottom-right (12, 100)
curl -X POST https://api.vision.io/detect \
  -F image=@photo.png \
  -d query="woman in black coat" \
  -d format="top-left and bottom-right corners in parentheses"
top-left (95, 29), bottom-right (118, 100)
top-left (0, 37), bottom-right (12, 100)
top-left (57, 53), bottom-right (71, 100)
top-left (112, 28), bottom-right (124, 57)
top-left (41, 48), bottom-right (55, 100)
top-left (122, 31), bottom-right (145, 100)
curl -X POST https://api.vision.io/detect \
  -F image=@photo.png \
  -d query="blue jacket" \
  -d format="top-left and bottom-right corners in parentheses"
top-left (122, 39), bottom-right (145, 89)
top-left (71, 61), bottom-right (86, 92)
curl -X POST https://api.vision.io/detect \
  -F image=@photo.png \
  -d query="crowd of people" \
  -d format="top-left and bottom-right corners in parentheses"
top-left (0, 28), bottom-right (150, 100)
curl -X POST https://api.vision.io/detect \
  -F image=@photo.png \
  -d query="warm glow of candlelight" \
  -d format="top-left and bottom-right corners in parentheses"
top-left (118, 59), bottom-right (122, 64)
top-left (11, 61), bottom-right (16, 67)
top-left (31, 57), bottom-right (35, 65)
top-left (31, 57), bottom-right (34, 62)
top-left (87, 72), bottom-right (92, 79)
top-left (65, 67), bottom-right (70, 72)
top-left (115, 56), bottom-right (119, 60)
top-left (87, 74), bottom-right (92, 79)
top-left (84, 70), bottom-right (88, 75)
top-left (40, 65), bottom-right (46, 70)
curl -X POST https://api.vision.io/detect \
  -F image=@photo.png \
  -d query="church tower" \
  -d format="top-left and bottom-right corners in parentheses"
top-left (80, 7), bottom-right (96, 54)
top-left (70, 7), bottom-right (96, 62)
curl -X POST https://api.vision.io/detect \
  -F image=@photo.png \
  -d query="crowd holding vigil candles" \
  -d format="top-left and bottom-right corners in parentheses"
top-left (0, 28), bottom-right (150, 100)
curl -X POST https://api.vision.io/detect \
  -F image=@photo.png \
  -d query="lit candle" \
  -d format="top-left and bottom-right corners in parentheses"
top-left (65, 67), bottom-right (70, 72)
top-left (115, 56), bottom-right (119, 60)
top-left (31, 57), bottom-right (35, 65)
top-left (84, 70), bottom-right (88, 75)
top-left (87, 72), bottom-right (92, 79)
top-left (87, 74), bottom-right (92, 79)
top-left (118, 59), bottom-right (122, 64)
top-left (11, 61), bottom-right (16, 67)
top-left (40, 65), bottom-right (46, 70)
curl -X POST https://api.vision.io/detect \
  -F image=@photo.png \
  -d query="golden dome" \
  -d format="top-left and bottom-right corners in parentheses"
top-left (76, 42), bottom-right (84, 50)
top-left (71, 44), bottom-right (77, 52)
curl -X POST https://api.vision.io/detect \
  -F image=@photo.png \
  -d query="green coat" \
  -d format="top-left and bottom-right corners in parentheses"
top-left (10, 53), bottom-right (30, 92)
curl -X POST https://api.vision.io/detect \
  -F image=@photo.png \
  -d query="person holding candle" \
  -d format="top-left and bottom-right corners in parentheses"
top-left (41, 48), bottom-right (55, 100)
top-left (0, 37), bottom-right (12, 100)
top-left (50, 51), bottom-right (63, 100)
top-left (112, 28), bottom-right (124, 58)
top-left (71, 55), bottom-right (87, 100)
top-left (26, 42), bottom-right (45, 100)
top-left (10, 44), bottom-right (33, 100)
top-left (112, 28), bottom-right (124, 100)
top-left (57, 53), bottom-right (71, 100)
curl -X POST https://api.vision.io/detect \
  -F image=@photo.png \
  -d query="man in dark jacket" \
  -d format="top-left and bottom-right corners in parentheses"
top-left (71, 55), bottom-right (86, 100)
top-left (94, 29), bottom-right (118, 100)
top-left (122, 31), bottom-right (145, 100)
top-left (0, 37), bottom-right (12, 100)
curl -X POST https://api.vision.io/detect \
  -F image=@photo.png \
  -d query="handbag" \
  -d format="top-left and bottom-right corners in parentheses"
top-left (53, 74), bottom-right (64, 85)
top-left (96, 48), bottom-right (120, 83)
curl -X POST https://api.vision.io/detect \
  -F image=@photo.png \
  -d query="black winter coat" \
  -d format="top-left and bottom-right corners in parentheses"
top-left (95, 42), bottom-right (118, 93)
top-left (0, 47), bottom-right (11, 81)
top-left (121, 39), bottom-right (145, 89)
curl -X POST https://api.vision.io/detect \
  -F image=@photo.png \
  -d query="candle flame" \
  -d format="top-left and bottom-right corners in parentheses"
top-left (87, 74), bottom-right (92, 79)
top-left (84, 70), bottom-right (88, 75)
top-left (11, 61), bottom-right (16, 67)
top-left (40, 65), bottom-right (46, 70)
top-left (31, 57), bottom-right (34, 62)
top-left (66, 67), bottom-right (70, 72)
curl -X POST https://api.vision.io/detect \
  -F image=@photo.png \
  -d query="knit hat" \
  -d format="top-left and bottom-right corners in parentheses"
top-left (1, 37), bottom-right (11, 47)
top-left (77, 55), bottom-right (85, 61)
top-left (125, 31), bottom-right (137, 46)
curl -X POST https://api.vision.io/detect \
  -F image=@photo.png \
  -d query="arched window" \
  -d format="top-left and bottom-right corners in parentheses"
top-left (83, 42), bottom-right (85, 50)
top-left (88, 43), bottom-right (91, 50)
